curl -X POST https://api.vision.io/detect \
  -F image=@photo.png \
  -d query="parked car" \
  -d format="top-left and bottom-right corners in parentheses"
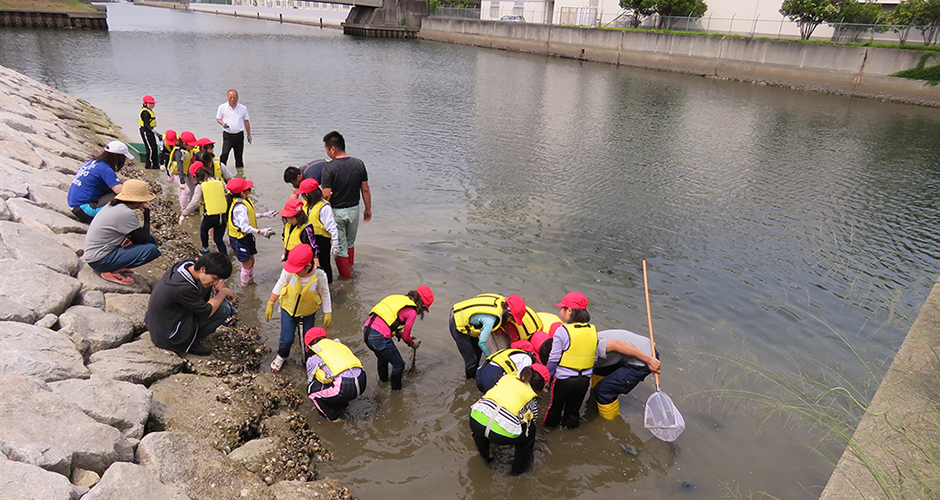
top-left (500, 15), bottom-right (525, 22)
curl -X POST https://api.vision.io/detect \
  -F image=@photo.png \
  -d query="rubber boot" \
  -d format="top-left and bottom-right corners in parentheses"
top-left (347, 247), bottom-right (355, 267)
top-left (591, 373), bottom-right (604, 389)
top-left (597, 399), bottom-right (620, 420)
top-left (240, 267), bottom-right (250, 287)
top-left (391, 372), bottom-right (403, 391)
top-left (335, 256), bottom-right (352, 279)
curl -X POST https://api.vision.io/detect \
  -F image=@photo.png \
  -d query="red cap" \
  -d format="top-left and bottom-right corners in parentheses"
top-left (142, 95), bottom-right (155, 104)
top-left (226, 177), bottom-right (253, 194)
top-left (196, 137), bottom-right (214, 147)
top-left (188, 161), bottom-right (204, 177)
top-left (304, 326), bottom-right (328, 347)
top-left (164, 129), bottom-right (177, 145)
top-left (280, 198), bottom-right (304, 217)
top-left (506, 294), bottom-right (526, 324)
top-left (530, 363), bottom-right (550, 383)
top-left (180, 131), bottom-right (197, 147)
top-left (529, 330), bottom-right (551, 353)
top-left (555, 291), bottom-right (588, 310)
top-left (284, 244), bottom-right (314, 274)
top-left (416, 285), bottom-right (434, 309)
top-left (295, 178), bottom-right (320, 195)
top-left (510, 340), bottom-right (535, 354)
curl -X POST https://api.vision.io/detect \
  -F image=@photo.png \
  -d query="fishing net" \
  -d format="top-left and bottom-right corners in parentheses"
top-left (644, 390), bottom-right (685, 442)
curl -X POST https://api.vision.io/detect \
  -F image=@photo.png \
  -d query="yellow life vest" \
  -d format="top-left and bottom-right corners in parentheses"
top-left (482, 375), bottom-right (537, 421)
top-left (283, 222), bottom-right (311, 252)
top-left (212, 158), bottom-right (223, 179)
top-left (485, 348), bottom-right (529, 375)
top-left (516, 306), bottom-right (543, 340)
top-left (227, 198), bottom-right (256, 239)
top-left (303, 199), bottom-right (331, 238)
top-left (310, 339), bottom-right (362, 384)
top-left (200, 178), bottom-right (227, 216)
top-left (166, 145), bottom-right (178, 174)
top-left (559, 323), bottom-right (598, 372)
top-left (278, 273), bottom-right (321, 318)
top-left (139, 106), bottom-right (155, 128)
top-left (452, 293), bottom-right (505, 338)
top-left (169, 148), bottom-right (192, 177)
top-left (369, 294), bottom-right (417, 334)
top-left (536, 312), bottom-right (563, 335)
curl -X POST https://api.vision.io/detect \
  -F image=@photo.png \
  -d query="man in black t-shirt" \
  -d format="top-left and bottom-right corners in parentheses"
top-left (320, 131), bottom-right (371, 279)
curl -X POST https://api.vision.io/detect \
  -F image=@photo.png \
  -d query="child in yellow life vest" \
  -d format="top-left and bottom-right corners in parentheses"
top-left (180, 162), bottom-right (228, 257)
top-left (449, 293), bottom-right (528, 380)
top-left (226, 177), bottom-right (275, 287)
top-left (172, 131), bottom-right (198, 208)
top-left (296, 178), bottom-right (338, 284)
top-left (304, 327), bottom-right (366, 421)
top-left (469, 364), bottom-right (549, 476)
top-left (160, 129), bottom-right (176, 170)
top-left (279, 198), bottom-right (317, 262)
top-left (363, 286), bottom-right (434, 390)
top-left (543, 291), bottom-right (598, 430)
top-left (194, 138), bottom-right (233, 181)
top-left (139, 95), bottom-right (159, 170)
top-left (266, 244), bottom-right (331, 372)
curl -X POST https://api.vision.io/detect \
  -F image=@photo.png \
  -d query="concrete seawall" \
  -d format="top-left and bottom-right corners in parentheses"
top-left (419, 18), bottom-right (940, 107)
top-left (0, 64), bottom-right (351, 500)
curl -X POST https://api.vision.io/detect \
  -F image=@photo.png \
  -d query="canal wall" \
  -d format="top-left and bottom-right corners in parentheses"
top-left (419, 18), bottom-right (940, 107)
top-left (0, 7), bottom-right (108, 29)
top-left (0, 64), bottom-right (350, 500)
top-left (819, 277), bottom-right (940, 499)
top-left (135, 1), bottom-right (346, 29)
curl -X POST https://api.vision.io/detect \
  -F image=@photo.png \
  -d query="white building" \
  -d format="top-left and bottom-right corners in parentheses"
top-left (480, 0), bottom-right (553, 23)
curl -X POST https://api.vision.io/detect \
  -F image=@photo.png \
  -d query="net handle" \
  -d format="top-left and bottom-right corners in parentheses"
top-left (642, 260), bottom-right (660, 390)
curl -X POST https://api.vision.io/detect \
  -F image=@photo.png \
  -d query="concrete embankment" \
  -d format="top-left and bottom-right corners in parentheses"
top-left (135, 1), bottom-right (346, 29)
top-left (419, 18), bottom-right (940, 107)
top-left (0, 64), bottom-right (351, 500)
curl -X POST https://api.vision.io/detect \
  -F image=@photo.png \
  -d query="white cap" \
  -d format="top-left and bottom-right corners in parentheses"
top-left (104, 140), bottom-right (133, 159)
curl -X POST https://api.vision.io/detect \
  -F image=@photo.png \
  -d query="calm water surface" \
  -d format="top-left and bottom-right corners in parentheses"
top-left (3, 4), bottom-right (940, 498)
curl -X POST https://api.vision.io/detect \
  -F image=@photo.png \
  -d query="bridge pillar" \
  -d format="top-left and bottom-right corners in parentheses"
top-left (342, 0), bottom-right (427, 38)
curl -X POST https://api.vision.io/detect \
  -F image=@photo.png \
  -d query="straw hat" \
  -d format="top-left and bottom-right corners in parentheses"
top-left (114, 179), bottom-right (155, 203)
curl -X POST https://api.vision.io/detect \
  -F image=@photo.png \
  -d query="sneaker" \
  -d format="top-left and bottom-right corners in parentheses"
top-left (270, 355), bottom-right (286, 372)
top-left (199, 247), bottom-right (210, 255)
top-left (188, 343), bottom-right (212, 356)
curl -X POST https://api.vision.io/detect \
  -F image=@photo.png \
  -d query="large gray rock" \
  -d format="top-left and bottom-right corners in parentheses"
top-left (78, 261), bottom-right (153, 294)
top-left (104, 293), bottom-right (150, 333)
top-left (0, 321), bottom-right (88, 382)
top-left (54, 231), bottom-right (85, 256)
top-left (49, 377), bottom-right (152, 440)
top-left (6, 197), bottom-right (86, 234)
top-left (0, 177), bottom-right (28, 200)
top-left (0, 259), bottom-right (82, 323)
top-left (0, 198), bottom-right (10, 221)
top-left (0, 457), bottom-right (75, 500)
top-left (28, 184), bottom-right (73, 217)
top-left (58, 305), bottom-right (136, 357)
top-left (87, 336), bottom-right (185, 386)
top-left (137, 432), bottom-right (274, 500)
top-left (0, 221), bottom-right (80, 276)
top-left (83, 462), bottom-right (192, 500)
top-left (0, 123), bottom-right (43, 169)
top-left (0, 374), bottom-right (134, 476)
top-left (78, 289), bottom-right (106, 309)
top-left (0, 154), bottom-right (72, 190)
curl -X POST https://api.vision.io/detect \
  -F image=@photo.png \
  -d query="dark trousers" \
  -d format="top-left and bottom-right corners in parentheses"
top-left (363, 326), bottom-right (405, 381)
top-left (593, 362), bottom-right (652, 405)
top-left (314, 234), bottom-right (333, 284)
top-left (544, 375), bottom-right (590, 429)
top-left (308, 370), bottom-right (366, 421)
top-left (469, 418), bottom-right (536, 475)
top-left (200, 214), bottom-right (228, 256)
top-left (193, 301), bottom-right (233, 348)
top-left (220, 130), bottom-right (245, 169)
top-left (140, 127), bottom-right (159, 169)
top-left (475, 362), bottom-right (507, 393)
top-left (449, 314), bottom-right (482, 379)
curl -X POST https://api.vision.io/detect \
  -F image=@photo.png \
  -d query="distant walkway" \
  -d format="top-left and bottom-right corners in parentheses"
top-left (140, 2), bottom-right (349, 29)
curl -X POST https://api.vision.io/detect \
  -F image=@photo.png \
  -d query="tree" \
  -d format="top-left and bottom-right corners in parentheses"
top-left (780, 0), bottom-right (838, 39)
top-left (887, 0), bottom-right (940, 45)
top-left (653, 0), bottom-right (707, 29)
top-left (887, 0), bottom-right (918, 43)
top-left (827, 0), bottom-right (882, 42)
top-left (619, 0), bottom-right (656, 28)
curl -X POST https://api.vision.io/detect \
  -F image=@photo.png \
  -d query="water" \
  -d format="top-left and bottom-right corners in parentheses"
top-left (4, 4), bottom-right (940, 498)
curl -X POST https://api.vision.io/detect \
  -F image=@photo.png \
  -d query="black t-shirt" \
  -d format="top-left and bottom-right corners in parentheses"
top-left (321, 156), bottom-right (368, 209)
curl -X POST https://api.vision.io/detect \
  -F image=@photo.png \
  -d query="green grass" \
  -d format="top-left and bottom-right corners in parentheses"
top-left (890, 53), bottom-right (940, 83)
top-left (0, 0), bottom-right (95, 12)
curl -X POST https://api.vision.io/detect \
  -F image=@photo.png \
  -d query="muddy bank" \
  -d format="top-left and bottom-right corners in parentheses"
top-left (0, 63), bottom-right (351, 500)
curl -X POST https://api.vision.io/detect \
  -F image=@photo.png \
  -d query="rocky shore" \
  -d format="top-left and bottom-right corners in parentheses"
top-left (0, 64), bottom-right (352, 500)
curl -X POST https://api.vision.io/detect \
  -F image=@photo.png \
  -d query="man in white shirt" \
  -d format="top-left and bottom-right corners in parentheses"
top-left (216, 89), bottom-right (251, 170)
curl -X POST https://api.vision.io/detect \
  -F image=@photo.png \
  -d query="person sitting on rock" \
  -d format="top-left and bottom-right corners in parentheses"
top-left (305, 327), bottom-right (367, 422)
top-left (67, 140), bottom-right (130, 223)
top-left (145, 252), bottom-right (234, 357)
top-left (83, 179), bottom-right (161, 285)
